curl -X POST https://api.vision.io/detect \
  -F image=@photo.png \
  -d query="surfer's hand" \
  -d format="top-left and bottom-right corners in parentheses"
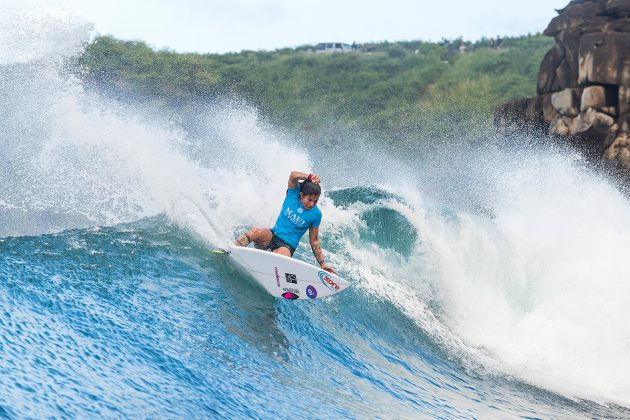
top-left (308, 173), bottom-right (321, 184)
top-left (321, 263), bottom-right (336, 274)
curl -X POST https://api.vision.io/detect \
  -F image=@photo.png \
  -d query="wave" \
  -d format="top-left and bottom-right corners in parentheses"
top-left (1, 212), bottom-right (625, 418)
top-left (2, 4), bottom-right (630, 417)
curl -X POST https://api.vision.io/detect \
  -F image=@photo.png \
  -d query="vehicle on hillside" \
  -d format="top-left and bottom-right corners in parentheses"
top-left (315, 43), bottom-right (354, 53)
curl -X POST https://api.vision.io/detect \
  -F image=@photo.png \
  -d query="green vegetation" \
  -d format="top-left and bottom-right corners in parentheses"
top-left (78, 34), bottom-right (553, 143)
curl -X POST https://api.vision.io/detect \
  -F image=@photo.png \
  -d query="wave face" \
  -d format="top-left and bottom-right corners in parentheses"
top-left (2, 5), bottom-right (630, 418)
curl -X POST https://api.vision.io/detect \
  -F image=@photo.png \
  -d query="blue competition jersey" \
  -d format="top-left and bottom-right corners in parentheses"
top-left (272, 186), bottom-right (322, 249)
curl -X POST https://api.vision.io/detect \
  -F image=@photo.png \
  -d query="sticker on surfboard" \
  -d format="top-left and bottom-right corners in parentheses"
top-left (213, 246), bottom-right (350, 300)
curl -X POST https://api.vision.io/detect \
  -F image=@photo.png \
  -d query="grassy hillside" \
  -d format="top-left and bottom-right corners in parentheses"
top-left (78, 34), bottom-right (552, 143)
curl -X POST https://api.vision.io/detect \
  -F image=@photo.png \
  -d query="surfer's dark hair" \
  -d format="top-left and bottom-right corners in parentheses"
top-left (300, 180), bottom-right (321, 196)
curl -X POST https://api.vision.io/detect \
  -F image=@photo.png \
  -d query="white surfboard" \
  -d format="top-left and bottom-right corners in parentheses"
top-left (213, 245), bottom-right (351, 300)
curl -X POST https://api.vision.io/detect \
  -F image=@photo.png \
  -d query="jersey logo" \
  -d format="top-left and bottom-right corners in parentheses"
top-left (284, 207), bottom-right (306, 227)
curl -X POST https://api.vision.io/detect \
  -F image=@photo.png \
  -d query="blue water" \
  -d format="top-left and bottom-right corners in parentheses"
top-left (3, 7), bottom-right (630, 418)
top-left (0, 216), bottom-right (624, 418)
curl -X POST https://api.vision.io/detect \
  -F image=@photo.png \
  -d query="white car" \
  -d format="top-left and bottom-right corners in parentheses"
top-left (315, 42), bottom-right (354, 53)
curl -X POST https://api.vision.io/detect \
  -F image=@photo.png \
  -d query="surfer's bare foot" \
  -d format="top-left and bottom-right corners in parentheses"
top-left (234, 233), bottom-right (251, 247)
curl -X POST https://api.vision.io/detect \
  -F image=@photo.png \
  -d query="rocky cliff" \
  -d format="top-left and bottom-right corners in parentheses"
top-left (496, 0), bottom-right (630, 169)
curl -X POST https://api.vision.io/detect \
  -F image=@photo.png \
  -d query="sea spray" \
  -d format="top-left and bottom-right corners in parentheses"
top-left (393, 146), bottom-right (630, 406)
top-left (318, 138), bottom-right (630, 407)
top-left (0, 2), bottom-right (90, 65)
top-left (0, 7), bottom-right (311, 243)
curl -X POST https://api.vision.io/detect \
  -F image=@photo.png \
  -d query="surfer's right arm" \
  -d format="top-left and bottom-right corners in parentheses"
top-left (309, 227), bottom-right (336, 274)
top-left (288, 171), bottom-right (320, 189)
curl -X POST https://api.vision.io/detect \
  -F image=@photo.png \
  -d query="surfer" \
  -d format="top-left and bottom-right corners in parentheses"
top-left (234, 171), bottom-right (336, 274)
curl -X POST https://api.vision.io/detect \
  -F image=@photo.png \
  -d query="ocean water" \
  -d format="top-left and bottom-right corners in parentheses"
top-left (1, 5), bottom-right (630, 418)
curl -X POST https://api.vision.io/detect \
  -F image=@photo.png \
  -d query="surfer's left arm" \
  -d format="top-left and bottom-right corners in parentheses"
top-left (309, 227), bottom-right (336, 274)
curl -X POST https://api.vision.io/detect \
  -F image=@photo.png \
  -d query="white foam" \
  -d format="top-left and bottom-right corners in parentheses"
top-left (320, 149), bottom-right (630, 407)
top-left (0, 5), bottom-right (314, 242)
top-left (404, 152), bottom-right (630, 407)
top-left (0, 2), bottom-right (90, 65)
top-left (9, 88), bottom-right (311, 243)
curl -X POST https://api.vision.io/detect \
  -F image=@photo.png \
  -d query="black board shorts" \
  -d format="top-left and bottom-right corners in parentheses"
top-left (267, 229), bottom-right (296, 256)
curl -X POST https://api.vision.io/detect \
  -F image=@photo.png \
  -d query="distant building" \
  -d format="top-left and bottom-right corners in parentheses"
top-left (315, 43), bottom-right (353, 53)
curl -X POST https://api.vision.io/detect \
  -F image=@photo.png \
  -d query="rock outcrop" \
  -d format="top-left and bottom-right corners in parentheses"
top-left (495, 0), bottom-right (630, 170)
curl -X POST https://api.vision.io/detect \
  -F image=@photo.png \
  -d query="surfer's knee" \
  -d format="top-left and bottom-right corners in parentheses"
top-left (248, 227), bottom-right (271, 246)
top-left (273, 247), bottom-right (292, 257)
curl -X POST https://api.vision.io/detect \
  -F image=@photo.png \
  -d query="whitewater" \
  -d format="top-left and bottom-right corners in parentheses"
top-left (1, 6), bottom-right (629, 418)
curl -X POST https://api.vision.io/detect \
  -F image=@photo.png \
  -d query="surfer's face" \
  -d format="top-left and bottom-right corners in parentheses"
top-left (300, 193), bottom-right (319, 210)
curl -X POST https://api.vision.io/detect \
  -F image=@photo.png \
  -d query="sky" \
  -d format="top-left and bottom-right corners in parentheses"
top-left (21, 0), bottom-right (569, 54)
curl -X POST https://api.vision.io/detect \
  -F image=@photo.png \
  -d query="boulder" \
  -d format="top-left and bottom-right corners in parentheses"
top-left (571, 107), bottom-right (616, 134)
top-left (557, 58), bottom-right (580, 91)
top-left (565, 108), bottom-right (618, 150)
top-left (605, 0), bottom-right (630, 16)
top-left (524, 96), bottom-right (544, 124)
top-left (550, 116), bottom-right (572, 136)
top-left (604, 133), bottom-right (630, 169)
top-left (579, 32), bottom-right (630, 86)
top-left (537, 44), bottom-right (580, 94)
top-left (551, 88), bottom-right (582, 116)
top-left (558, 27), bottom-right (582, 52)
top-left (580, 15), bottom-right (618, 34)
top-left (494, 97), bottom-right (544, 133)
top-left (557, 30), bottom-right (582, 87)
top-left (542, 94), bottom-right (559, 123)
top-left (495, 0), bottom-right (630, 171)
top-left (580, 85), bottom-right (619, 111)
top-left (600, 106), bottom-right (618, 116)
top-left (605, 124), bottom-right (620, 148)
top-left (537, 46), bottom-right (563, 94)
top-left (608, 17), bottom-right (630, 32)
top-left (620, 85), bottom-right (630, 131)
top-left (544, 1), bottom-right (606, 37)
